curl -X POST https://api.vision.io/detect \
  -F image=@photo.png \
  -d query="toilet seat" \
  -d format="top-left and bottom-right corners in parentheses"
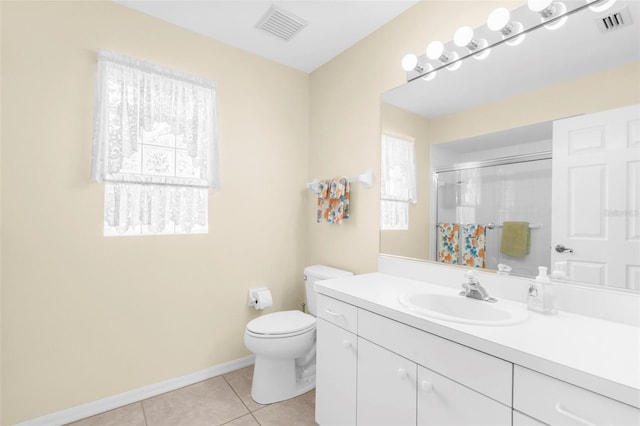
top-left (246, 310), bottom-right (316, 338)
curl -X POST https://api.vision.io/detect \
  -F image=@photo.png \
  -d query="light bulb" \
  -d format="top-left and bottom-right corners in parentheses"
top-left (588, 0), bottom-right (616, 12)
top-left (426, 41), bottom-right (446, 61)
top-left (529, 0), bottom-right (568, 30)
top-left (545, 2), bottom-right (568, 30)
top-left (454, 26), bottom-right (474, 48)
top-left (401, 54), bottom-right (419, 72)
top-left (506, 25), bottom-right (526, 46)
top-left (487, 8), bottom-right (511, 32)
top-left (446, 52), bottom-right (462, 71)
top-left (487, 7), bottom-right (526, 46)
top-left (454, 25), bottom-right (490, 59)
top-left (528, 0), bottom-right (554, 14)
top-left (474, 45), bottom-right (491, 60)
top-left (421, 64), bottom-right (436, 81)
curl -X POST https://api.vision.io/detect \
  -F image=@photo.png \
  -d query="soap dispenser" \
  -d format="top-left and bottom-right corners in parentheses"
top-left (528, 266), bottom-right (557, 314)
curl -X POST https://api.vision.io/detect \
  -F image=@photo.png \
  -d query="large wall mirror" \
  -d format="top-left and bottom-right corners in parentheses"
top-left (380, 0), bottom-right (640, 292)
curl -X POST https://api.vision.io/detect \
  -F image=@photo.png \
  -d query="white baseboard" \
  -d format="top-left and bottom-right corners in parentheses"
top-left (16, 355), bottom-right (255, 426)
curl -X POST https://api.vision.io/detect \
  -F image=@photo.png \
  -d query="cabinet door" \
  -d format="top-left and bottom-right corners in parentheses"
top-left (315, 318), bottom-right (357, 426)
top-left (417, 366), bottom-right (511, 426)
top-left (357, 337), bottom-right (416, 426)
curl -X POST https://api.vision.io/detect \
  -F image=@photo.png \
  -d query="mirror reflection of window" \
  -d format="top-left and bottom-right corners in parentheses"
top-left (381, 134), bottom-right (416, 230)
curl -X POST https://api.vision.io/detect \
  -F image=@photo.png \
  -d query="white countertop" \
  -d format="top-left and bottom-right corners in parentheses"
top-left (315, 272), bottom-right (640, 409)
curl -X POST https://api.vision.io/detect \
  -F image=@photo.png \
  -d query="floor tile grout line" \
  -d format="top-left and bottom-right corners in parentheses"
top-left (223, 370), bottom-right (273, 413)
top-left (250, 411), bottom-right (263, 426)
top-left (220, 373), bottom-right (264, 425)
top-left (222, 373), bottom-right (253, 413)
top-left (140, 400), bottom-right (150, 426)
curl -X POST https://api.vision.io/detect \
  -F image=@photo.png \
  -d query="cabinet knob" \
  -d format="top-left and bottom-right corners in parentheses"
top-left (396, 368), bottom-right (408, 379)
top-left (342, 339), bottom-right (352, 349)
top-left (420, 380), bottom-right (434, 393)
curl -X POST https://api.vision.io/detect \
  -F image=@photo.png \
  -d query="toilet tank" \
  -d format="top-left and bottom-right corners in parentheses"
top-left (303, 265), bottom-right (353, 315)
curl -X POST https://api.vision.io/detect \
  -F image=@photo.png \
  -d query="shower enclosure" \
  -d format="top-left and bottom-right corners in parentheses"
top-left (434, 155), bottom-right (552, 276)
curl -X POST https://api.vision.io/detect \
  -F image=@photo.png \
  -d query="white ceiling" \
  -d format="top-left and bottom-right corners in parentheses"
top-left (113, 0), bottom-right (418, 73)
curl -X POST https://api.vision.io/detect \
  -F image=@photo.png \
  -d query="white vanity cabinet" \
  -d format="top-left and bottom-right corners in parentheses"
top-left (316, 294), bottom-right (513, 426)
top-left (357, 337), bottom-right (416, 425)
top-left (315, 295), bottom-right (358, 426)
top-left (315, 272), bottom-right (640, 426)
top-left (358, 308), bottom-right (511, 426)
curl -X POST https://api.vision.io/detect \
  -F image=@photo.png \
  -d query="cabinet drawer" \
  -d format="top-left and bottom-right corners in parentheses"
top-left (358, 308), bottom-right (512, 406)
top-left (317, 294), bottom-right (357, 333)
top-left (514, 365), bottom-right (640, 426)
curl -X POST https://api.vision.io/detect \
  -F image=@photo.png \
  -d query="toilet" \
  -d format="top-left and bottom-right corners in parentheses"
top-left (244, 265), bottom-right (353, 404)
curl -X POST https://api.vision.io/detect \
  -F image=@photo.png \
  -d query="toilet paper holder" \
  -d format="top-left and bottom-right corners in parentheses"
top-left (248, 287), bottom-right (271, 309)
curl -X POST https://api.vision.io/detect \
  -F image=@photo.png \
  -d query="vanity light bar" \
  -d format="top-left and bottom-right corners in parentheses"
top-left (402, 0), bottom-right (611, 82)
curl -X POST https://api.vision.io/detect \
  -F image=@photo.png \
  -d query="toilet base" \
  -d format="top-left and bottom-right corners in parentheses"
top-left (251, 353), bottom-right (316, 404)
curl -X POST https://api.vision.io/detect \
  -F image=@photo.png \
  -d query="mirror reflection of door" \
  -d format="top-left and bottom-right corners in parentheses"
top-left (551, 104), bottom-right (640, 290)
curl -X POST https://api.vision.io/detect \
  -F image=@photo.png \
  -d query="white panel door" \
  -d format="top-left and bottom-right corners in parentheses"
top-left (552, 104), bottom-right (640, 289)
top-left (315, 319), bottom-right (357, 426)
top-left (357, 337), bottom-right (416, 426)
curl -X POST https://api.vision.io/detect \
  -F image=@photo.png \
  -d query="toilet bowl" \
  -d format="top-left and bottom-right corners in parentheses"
top-left (244, 310), bottom-right (317, 404)
top-left (244, 265), bottom-right (352, 404)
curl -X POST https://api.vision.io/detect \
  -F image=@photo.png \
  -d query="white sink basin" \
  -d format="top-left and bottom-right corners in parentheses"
top-left (398, 292), bottom-right (529, 326)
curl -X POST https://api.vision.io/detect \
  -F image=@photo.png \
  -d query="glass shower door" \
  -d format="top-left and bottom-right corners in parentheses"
top-left (435, 158), bottom-right (552, 276)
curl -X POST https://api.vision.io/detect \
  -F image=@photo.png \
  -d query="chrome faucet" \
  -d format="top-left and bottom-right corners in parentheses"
top-left (459, 270), bottom-right (497, 303)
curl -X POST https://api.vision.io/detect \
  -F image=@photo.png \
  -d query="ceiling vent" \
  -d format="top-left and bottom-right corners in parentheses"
top-left (596, 6), bottom-right (632, 33)
top-left (256, 5), bottom-right (307, 42)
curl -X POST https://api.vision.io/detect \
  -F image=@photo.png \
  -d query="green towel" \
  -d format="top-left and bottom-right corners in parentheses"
top-left (500, 221), bottom-right (530, 258)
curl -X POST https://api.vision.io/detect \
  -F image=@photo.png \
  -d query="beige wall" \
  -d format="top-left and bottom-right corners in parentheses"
top-left (307, 0), bottom-right (520, 274)
top-left (1, 1), bottom-right (308, 423)
top-left (430, 62), bottom-right (640, 145)
top-left (380, 103), bottom-right (431, 260)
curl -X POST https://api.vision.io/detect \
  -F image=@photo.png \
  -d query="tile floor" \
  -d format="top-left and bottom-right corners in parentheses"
top-left (67, 366), bottom-right (318, 426)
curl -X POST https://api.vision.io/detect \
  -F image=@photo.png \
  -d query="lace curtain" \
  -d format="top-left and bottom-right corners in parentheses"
top-left (91, 49), bottom-right (218, 235)
top-left (380, 134), bottom-right (416, 230)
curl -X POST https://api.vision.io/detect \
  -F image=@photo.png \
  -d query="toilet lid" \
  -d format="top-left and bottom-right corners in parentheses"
top-left (246, 310), bottom-right (316, 336)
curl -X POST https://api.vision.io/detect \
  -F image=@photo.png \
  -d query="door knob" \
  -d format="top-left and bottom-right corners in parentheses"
top-left (555, 244), bottom-right (574, 254)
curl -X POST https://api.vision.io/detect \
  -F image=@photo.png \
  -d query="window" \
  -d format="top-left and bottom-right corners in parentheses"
top-left (380, 134), bottom-right (416, 230)
top-left (91, 50), bottom-right (219, 236)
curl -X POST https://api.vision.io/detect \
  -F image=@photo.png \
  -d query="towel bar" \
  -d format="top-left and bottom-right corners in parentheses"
top-left (306, 169), bottom-right (373, 193)
top-left (486, 223), bottom-right (542, 229)
top-left (488, 223), bottom-right (542, 230)
top-left (436, 223), bottom-right (542, 230)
